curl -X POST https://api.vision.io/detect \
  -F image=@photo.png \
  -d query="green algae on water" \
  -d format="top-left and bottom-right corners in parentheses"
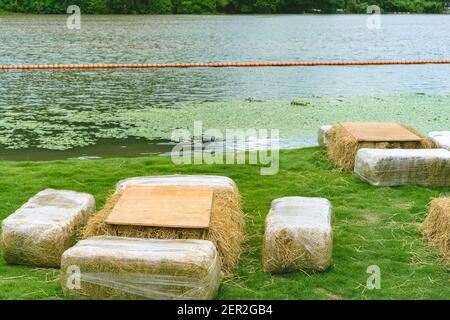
top-left (0, 94), bottom-right (449, 150)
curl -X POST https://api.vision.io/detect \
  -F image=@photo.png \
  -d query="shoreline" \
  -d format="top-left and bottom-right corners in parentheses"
top-left (1, 94), bottom-right (448, 151)
top-left (0, 136), bottom-right (318, 162)
top-left (0, 93), bottom-right (448, 161)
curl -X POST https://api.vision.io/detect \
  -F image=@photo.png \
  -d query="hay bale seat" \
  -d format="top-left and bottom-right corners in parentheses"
top-left (83, 175), bottom-right (244, 273)
top-left (422, 197), bottom-right (450, 262)
top-left (1, 189), bottom-right (95, 267)
top-left (428, 131), bottom-right (450, 151)
top-left (327, 122), bottom-right (434, 171)
top-left (318, 125), bottom-right (332, 147)
top-left (61, 236), bottom-right (221, 300)
top-left (263, 197), bottom-right (333, 273)
top-left (354, 148), bottom-right (450, 187)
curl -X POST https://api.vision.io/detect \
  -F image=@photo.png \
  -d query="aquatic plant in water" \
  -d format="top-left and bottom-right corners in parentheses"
top-left (0, 95), bottom-right (448, 151)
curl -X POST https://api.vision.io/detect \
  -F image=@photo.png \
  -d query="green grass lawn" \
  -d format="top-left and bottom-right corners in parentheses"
top-left (0, 147), bottom-right (448, 300)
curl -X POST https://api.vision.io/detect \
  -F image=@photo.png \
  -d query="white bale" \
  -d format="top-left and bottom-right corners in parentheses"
top-left (428, 131), bottom-right (450, 151)
top-left (317, 125), bottom-right (332, 147)
top-left (263, 197), bottom-right (333, 273)
top-left (116, 175), bottom-right (236, 191)
top-left (354, 148), bottom-right (450, 187)
top-left (1, 189), bottom-right (95, 267)
top-left (61, 236), bottom-right (221, 300)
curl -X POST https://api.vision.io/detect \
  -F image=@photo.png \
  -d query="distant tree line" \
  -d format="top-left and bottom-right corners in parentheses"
top-left (0, 0), bottom-right (447, 14)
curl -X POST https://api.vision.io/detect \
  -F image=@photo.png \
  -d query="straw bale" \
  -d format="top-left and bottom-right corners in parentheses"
top-left (354, 148), bottom-right (450, 187)
top-left (61, 236), bottom-right (221, 299)
top-left (263, 197), bottom-right (333, 273)
top-left (422, 197), bottom-right (450, 262)
top-left (1, 189), bottom-right (95, 267)
top-left (328, 123), bottom-right (434, 171)
top-left (84, 175), bottom-right (244, 272)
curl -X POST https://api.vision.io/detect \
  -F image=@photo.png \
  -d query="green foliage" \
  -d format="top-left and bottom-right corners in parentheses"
top-left (175, 0), bottom-right (216, 13)
top-left (0, 0), bottom-right (447, 13)
top-left (346, 0), bottom-right (369, 13)
top-left (102, 0), bottom-right (172, 13)
top-left (373, 0), bottom-right (446, 13)
top-left (149, 0), bottom-right (173, 13)
top-left (0, 0), bottom-right (172, 14)
top-left (253, 0), bottom-right (283, 13)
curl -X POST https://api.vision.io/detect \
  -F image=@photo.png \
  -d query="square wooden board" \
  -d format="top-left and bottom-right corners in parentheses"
top-left (105, 186), bottom-right (214, 229)
top-left (340, 122), bottom-right (422, 142)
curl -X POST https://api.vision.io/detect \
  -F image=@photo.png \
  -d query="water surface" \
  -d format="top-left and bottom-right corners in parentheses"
top-left (1, 15), bottom-right (449, 159)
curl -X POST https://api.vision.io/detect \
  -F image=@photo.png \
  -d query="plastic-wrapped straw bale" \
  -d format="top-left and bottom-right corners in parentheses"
top-left (428, 131), bottom-right (450, 151)
top-left (327, 122), bottom-right (433, 171)
top-left (1, 189), bottom-right (95, 267)
top-left (61, 236), bottom-right (221, 300)
top-left (354, 148), bottom-right (450, 187)
top-left (263, 197), bottom-right (333, 273)
top-left (84, 175), bottom-right (244, 272)
top-left (318, 125), bottom-right (332, 147)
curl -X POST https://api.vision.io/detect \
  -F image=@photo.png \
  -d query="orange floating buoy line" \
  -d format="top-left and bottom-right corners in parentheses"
top-left (1, 60), bottom-right (450, 70)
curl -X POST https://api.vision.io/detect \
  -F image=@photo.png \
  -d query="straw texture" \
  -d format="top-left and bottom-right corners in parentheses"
top-left (61, 236), bottom-right (221, 300)
top-left (327, 123), bottom-right (434, 171)
top-left (263, 197), bottom-right (333, 273)
top-left (83, 175), bottom-right (245, 272)
top-left (1, 189), bottom-right (95, 267)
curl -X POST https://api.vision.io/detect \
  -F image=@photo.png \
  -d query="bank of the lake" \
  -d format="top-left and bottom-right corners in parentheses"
top-left (1, 95), bottom-right (448, 152)
top-left (0, 147), bottom-right (449, 299)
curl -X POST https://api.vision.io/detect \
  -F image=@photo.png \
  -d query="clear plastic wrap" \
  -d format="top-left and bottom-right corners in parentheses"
top-left (263, 197), bottom-right (333, 273)
top-left (1, 189), bottom-right (95, 267)
top-left (60, 236), bottom-right (221, 300)
top-left (354, 148), bottom-right (450, 187)
top-left (116, 175), bottom-right (237, 191)
top-left (428, 131), bottom-right (450, 151)
top-left (327, 123), bottom-right (432, 171)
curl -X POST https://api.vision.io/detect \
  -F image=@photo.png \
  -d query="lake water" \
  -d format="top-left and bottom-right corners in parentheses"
top-left (1, 15), bottom-right (449, 160)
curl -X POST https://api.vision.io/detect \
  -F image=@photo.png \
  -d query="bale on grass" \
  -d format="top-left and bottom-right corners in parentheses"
top-left (263, 197), bottom-right (333, 273)
top-left (422, 197), bottom-right (450, 262)
top-left (61, 236), bottom-right (221, 300)
top-left (83, 175), bottom-right (245, 273)
top-left (354, 148), bottom-right (450, 187)
top-left (1, 189), bottom-right (95, 267)
top-left (327, 122), bottom-right (434, 171)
